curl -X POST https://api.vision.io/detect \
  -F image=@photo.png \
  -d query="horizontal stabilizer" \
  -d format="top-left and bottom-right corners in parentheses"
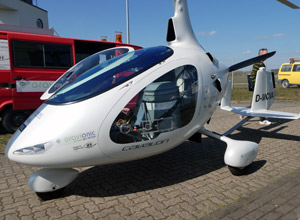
top-left (221, 79), bottom-right (300, 120)
top-left (228, 51), bottom-right (276, 72)
top-left (221, 106), bottom-right (300, 120)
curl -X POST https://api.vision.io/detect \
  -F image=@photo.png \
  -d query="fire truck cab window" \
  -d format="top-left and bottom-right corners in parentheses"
top-left (110, 65), bottom-right (198, 144)
top-left (13, 40), bottom-right (72, 69)
top-left (74, 40), bottom-right (116, 63)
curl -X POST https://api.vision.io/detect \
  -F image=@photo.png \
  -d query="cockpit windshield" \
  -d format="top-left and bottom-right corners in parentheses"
top-left (46, 46), bottom-right (173, 104)
top-left (46, 47), bottom-right (132, 96)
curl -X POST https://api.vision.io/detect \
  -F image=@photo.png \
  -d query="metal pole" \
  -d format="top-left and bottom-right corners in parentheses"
top-left (232, 71), bottom-right (234, 89)
top-left (126, 0), bottom-right (130, 44)
top-left (231, 58), bottom-right (235, 89)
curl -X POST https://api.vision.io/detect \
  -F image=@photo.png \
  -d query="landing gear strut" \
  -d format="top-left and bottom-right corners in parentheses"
top-left (199, 126), bottom-right (258, 176)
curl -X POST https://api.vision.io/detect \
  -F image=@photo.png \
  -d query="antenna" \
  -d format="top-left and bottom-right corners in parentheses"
top-left (126, 0), bottom-right (130, 44)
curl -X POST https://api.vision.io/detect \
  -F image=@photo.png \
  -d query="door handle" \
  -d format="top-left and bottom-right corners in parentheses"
top-left (14, 76), bottom-right (26, 80)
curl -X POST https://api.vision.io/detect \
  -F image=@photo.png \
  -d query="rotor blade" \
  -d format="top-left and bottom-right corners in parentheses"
top-left (277, 0), bottom-right (300, 9)
top-left (228, 51), bottom-right (276, 72)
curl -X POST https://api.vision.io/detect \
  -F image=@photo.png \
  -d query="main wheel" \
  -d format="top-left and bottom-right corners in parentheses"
top-left (2, 108), bottom-right (28, 133)
top-left (281, 79), bottom-right (289, 88)
top-left (228, 166), bottom-right (247, 176)
top-left (36, 187), bottom-right (66, 201)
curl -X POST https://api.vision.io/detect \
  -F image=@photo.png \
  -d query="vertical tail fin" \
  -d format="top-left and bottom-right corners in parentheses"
top-left (221, 81), bottom-right (232, 109)
top-left (251, 68), bottom-right (276, 112)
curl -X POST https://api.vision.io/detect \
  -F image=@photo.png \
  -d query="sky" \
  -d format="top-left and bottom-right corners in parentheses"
top-left (36, 0), bottom-right (300, 70)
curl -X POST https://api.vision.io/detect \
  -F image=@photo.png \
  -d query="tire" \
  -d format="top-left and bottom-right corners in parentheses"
top-left (2, 108), bottom-right (29, 133)
top-left (228, 166), bottom-right (247, 176)
top-left (36, 187), bottom-right (66, 201)
top-left (297, 85), bottom-right (300, 88)
top-left (281, 79), bottom-right (289, 88)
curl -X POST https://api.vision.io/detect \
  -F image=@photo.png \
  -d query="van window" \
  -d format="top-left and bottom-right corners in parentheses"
top-left (292, 64), bottom-right (300, 72)
top-left (13, 40), bottom-right (73, 69)
top-left (281, 65), bottom-right (292, 72)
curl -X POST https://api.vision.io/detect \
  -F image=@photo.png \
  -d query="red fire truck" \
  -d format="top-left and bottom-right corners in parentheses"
top-left (0, 27), bottom-right (141, 133)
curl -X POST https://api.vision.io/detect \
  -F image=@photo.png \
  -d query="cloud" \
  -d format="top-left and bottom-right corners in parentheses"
top-left (296, 50), bottom-right (300, 53)
top-left (242, 50), bottom-right (251, 55)
top-left (199, 30), bottom-right (216, 36)
top-left (253, 33), bottom-right (286, 40)
top-left (208, 30), bottom-right (216, 36)
top-left (273, 33), bottom-right (285, 37)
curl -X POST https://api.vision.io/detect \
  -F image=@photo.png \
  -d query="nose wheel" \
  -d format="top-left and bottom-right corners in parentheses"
top-left (28, 168), bottom-right (79, 200)
top-left (228, 165), bottom-right (249, 176)
top-left (36, 187), bottom-right (66, 201)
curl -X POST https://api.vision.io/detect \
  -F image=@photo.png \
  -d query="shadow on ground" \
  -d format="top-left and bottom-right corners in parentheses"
top-left (236, 118), bottom-right (300, 143)
top-left (29, 118), bottom-right (296, 200)
top-left (66, 138), bottom-right (228, 198)
top-left (65, 119), bottom-right (283, 198)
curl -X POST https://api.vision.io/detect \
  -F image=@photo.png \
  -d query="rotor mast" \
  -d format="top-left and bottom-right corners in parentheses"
top-left (167, 0), bottom-right (205, 51)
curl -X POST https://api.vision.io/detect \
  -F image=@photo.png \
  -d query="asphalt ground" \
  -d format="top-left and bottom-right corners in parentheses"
top-left (0, 102), bottom-right (299, 219)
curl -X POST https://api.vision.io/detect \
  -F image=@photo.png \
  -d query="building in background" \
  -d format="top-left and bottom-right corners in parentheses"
top-left (0, 0), bottom-right (48, 29)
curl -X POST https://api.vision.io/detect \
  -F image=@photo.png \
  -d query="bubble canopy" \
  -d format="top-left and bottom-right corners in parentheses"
top-left (46, 46), bottom-right (174, 104)
top-left (46, 47), bottom-right (132, 97)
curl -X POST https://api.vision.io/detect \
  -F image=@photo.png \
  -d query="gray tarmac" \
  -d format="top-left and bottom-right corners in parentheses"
top-left (1, 102), bottom-right (300, 219)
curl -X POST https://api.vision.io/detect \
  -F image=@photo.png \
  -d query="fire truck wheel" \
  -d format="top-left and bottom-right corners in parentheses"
top-left (2, 109), bottom-right (28, 133)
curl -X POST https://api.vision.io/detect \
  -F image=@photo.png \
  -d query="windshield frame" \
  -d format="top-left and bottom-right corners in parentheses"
top-left (46, 46), bottom-right (174, 105)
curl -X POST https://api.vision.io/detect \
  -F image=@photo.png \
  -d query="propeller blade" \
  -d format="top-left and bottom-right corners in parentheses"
top-left (228, 51), bottom-right (276, 72)
top-left (277, 0), bottom-right (300, 9)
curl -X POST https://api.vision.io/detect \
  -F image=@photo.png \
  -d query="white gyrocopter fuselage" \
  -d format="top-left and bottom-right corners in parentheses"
top-left (5, 0), bottom-right (299, 199)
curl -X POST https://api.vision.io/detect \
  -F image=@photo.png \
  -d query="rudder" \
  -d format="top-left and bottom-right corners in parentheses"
top-left (251, 67), bottom-right (276, 112)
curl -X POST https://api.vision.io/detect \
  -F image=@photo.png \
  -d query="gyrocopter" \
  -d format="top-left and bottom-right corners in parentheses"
top-left (5, 0), bottom-right (300, 200)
